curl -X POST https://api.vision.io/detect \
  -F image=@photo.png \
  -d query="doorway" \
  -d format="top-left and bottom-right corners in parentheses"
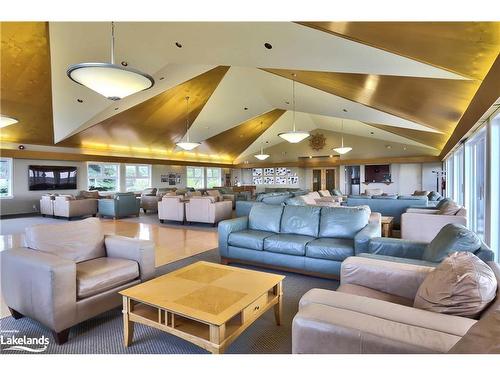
top-left (312, 169), bottom-right (321, 191)
top-left (325, 169), bottom-right (335, 191)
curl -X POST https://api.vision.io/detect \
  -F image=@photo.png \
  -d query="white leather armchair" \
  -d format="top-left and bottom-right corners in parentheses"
top-left (53, 196), bottom-right (98, 220)
top-left (185, 196), bottom-right (232, 226)
top-left (158, 196), bottom-right (185, 223)
top-left (401, 208), bottom-right (467, 243)
top-left (40, 194), bottom-right (55, 217)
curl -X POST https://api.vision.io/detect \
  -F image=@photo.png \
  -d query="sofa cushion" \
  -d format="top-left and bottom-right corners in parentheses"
top-left (414, 252), bottom-right (497, 318)
top-left (306, 238), bottom-right (354, 261)
top-left (372, 195), bottom-right (398, 199)
top-left (281, 205), bottom-right (320, 237)
top-left (428, 191), bottom-right (442, 201)
top-left (228, 230), bottom-right (274, 251)
top-left (438, 200), bottom-right (462, 215)
top-left (319, 206), bottom-right (369, 239)
top-left (264, 234), bottom-right (315, 256)
top-left (423, 224), bottom-right (482, 262)
top-left (25, 217), bottom-right (106, 263)
top-left (249, 203), bottom-right (283, 233)
top-left (398, 195), bottom-right (428, 201)
top-left (76, 257), bottom-right (139, 299)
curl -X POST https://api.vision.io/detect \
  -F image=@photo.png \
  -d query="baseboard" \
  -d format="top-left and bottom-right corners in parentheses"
top-left (0, 212), bottom-right (43, 220)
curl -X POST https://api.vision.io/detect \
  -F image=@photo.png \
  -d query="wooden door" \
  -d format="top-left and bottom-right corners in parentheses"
top-left (325, 169), bottom-right (335, 191)
top-left (312, 169), bottom-right (321, 191)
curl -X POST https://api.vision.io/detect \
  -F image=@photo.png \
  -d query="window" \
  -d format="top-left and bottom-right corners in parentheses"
top-left (0, 158), bottom-right (13, 198)
top-left (87, 163), bottom-right (119, 192)
top-left (187, 167), bottom-right (204, 189)
top-left (206, 168), bottom-right (222, 188)
top-left (125, 164), bottom-right (151, 192)
top-left (452, 144), bottom-right (464, 205)
top-left (465, 127), bottom-right (486, 240)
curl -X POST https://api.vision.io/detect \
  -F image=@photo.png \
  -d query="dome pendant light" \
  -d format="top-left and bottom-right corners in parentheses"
top-left (0, 115), bottom-right (18, 128)
top-left (278, 74), bottom-right (310, 143)
top-left (176, 96), bottom-right (201, 151)
top-left (254, 144), bottom-right (270, 160)
top-left (67, 22), bottom-right (154, 101)
top-left (333, 119), bottom-right (352, 155)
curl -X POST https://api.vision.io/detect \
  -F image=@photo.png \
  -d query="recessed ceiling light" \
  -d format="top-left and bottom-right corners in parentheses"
top-left (159, 77), bottom-right (165, 80)
top-left (244, 107), bottom-right (248, 110)
top-left (343, 109), bottom-right (347, 112)
top-left (114, 107), bottom-right (119, 110)
top-left (370, 131), bottom-right (374, 135)
top-left (77, 99), bottom-right (83, 103)
top-left (175, 42), bottom-right (182, 48)
top-left (121, 61), bottom-right (128, 67)
top-left (284, 100), bottom-right (290, 105)
top-left (403, 146), bottom-right (408, 150)
top-left (264, 42), bottom-right (273, 49)
top-left (309, 155), bottom-right (312, 159)
top-left (386, 145), bottom-right (392, 149)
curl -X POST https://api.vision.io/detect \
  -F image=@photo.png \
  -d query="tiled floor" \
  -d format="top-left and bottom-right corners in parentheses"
top-left (0, 215), bottom-right (219, 318)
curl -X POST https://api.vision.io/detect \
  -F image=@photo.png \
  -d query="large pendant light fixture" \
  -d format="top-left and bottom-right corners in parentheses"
top-left (176, 96), bottom-right (201, 151)
top-left (332, 119), bottom-right (352, 155)
top-left (0, 115), bottom-right (18, 128)
top-left (254, 143), bottom-right (270, 160)
top-left (67, 22), bottom-right (154, 101)
top-left (278, 74), bottom-right (310, 143)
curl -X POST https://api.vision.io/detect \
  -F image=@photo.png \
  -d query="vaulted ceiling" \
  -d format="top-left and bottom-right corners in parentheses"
top-left (1, 21), bottom-right (499, 165)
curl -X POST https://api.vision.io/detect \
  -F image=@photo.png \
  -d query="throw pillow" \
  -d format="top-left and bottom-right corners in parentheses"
top-left (413, 190), bottom-right (430, 196)
top-left (438, 200), bottom-right (461, 215)
top-left (428, 191), bottom-right (442, 201)
top-left (414, 252), bottom-right (497, 318)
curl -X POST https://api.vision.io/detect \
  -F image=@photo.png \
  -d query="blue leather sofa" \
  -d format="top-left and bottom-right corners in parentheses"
top-left (357, 223), bottom-right (495, 266)
top-left (219, 203), bottom-right (380, 278)
top-left (346, 195), bottom-right (428, 225)
top-left (98, 192), bottom-right (141, 219)
top-left (235, 190), bottom-right (309, 217)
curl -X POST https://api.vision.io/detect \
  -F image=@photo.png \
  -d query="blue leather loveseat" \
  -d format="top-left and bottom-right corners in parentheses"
top-left (346, 195), bottom-right (428, 225)
top-left (235, 190), bottom-right (309, 217)
top-left (219, 203), bottom-right (380, 278)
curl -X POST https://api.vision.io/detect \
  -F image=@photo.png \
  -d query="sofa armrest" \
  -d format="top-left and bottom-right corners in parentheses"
top-left (340, 256), bottom-right (434, 300)
top-left (0, 247), bottom-right (77, 332)
top-left (368, 237), bottom-right (427, 259)
top-left (293, 291), bottom-right (476, 354)
top-left (218, 216), bottom-right (249, 257)
top-left (105, 235), bottom-right (155, 281)
top-left (354, 222), bottom-right (381, 255)
top-left (406, 208), bottom-right (440, 214)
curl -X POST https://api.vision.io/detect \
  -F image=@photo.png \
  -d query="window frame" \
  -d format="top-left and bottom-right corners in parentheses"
top-left (87, 162), bottom-right (120, 192)
top-left (125, 164), bottom-right (152, 192)
top-left (206, 167), bottom-right (222, 189)
top-left (186, 166), bottom-right (205, 189)
top-left (0, 157), bottom-right (13, 199)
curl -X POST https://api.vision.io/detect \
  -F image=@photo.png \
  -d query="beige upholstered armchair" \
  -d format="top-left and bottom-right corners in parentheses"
top-left (140, 188), bottom-right (159, 213)
top-left (185, 196), bottom-right (232, 225)
top-left (54, 195), bottom-right (98, 220)
top-left (207, 189), bottom-right (235, 208)
top-left (401, 207), bottom-right (467, 243)
top-left (0, 218), bottom-right (155, 344)
top-left (158, 196), bottom-right (185, 223)
top-left (40, 194), bottom-right (56, 217)
top-left (293, 256), bottom-right (500, 354)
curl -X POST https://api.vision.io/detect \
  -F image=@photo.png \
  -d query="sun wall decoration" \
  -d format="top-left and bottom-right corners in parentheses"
top-left (309, 133), bottom-right (326, 151)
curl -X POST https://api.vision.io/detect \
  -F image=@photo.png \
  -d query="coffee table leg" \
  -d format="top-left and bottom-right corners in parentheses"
top-left (122, 296), bottom-right (134, 347)
top-left (274, 282), bottom-right (283, 326)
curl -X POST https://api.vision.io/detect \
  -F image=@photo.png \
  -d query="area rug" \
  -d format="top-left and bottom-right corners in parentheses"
top-left (0, 249), bottom-right (338, 354)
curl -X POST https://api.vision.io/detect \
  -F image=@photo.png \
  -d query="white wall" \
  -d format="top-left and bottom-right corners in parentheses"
top-left (0, 159), bottom-right (87, 215)
top-left (151, 165), bottom-right (187, 189)
top-left (421, 162), bottom-right (443, 192)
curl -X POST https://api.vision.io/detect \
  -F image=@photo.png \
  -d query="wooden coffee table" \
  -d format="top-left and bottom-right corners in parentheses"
top-left (120, 261), bottom-right (284, 354)
top-left (381, 216), bottom-right (394, 237)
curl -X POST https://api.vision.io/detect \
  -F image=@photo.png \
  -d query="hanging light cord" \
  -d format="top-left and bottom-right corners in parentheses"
top-left (110, 22), bottom-right (115, 65)
top-left (292, 76), bottom-right (296, 132)
top-left (185, 96), bottom-right (190, 142)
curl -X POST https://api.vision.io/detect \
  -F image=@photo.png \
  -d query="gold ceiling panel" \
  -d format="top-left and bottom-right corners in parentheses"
top-left (199, 109), bottom-right (286, 160)
top-left (0, 22), bottom-right (55, 145)
top-left (58, 66), bottom-right (230, 152)
top-left (366, 123), bottom-right (448, 150)
top-left (263, 68), bottom-right (480, 135)
top-left (298, 22), bottom-right (500, 80)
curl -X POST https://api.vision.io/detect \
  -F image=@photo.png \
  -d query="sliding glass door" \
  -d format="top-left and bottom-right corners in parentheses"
top-left (465, 127), bottom-right (486, 240)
